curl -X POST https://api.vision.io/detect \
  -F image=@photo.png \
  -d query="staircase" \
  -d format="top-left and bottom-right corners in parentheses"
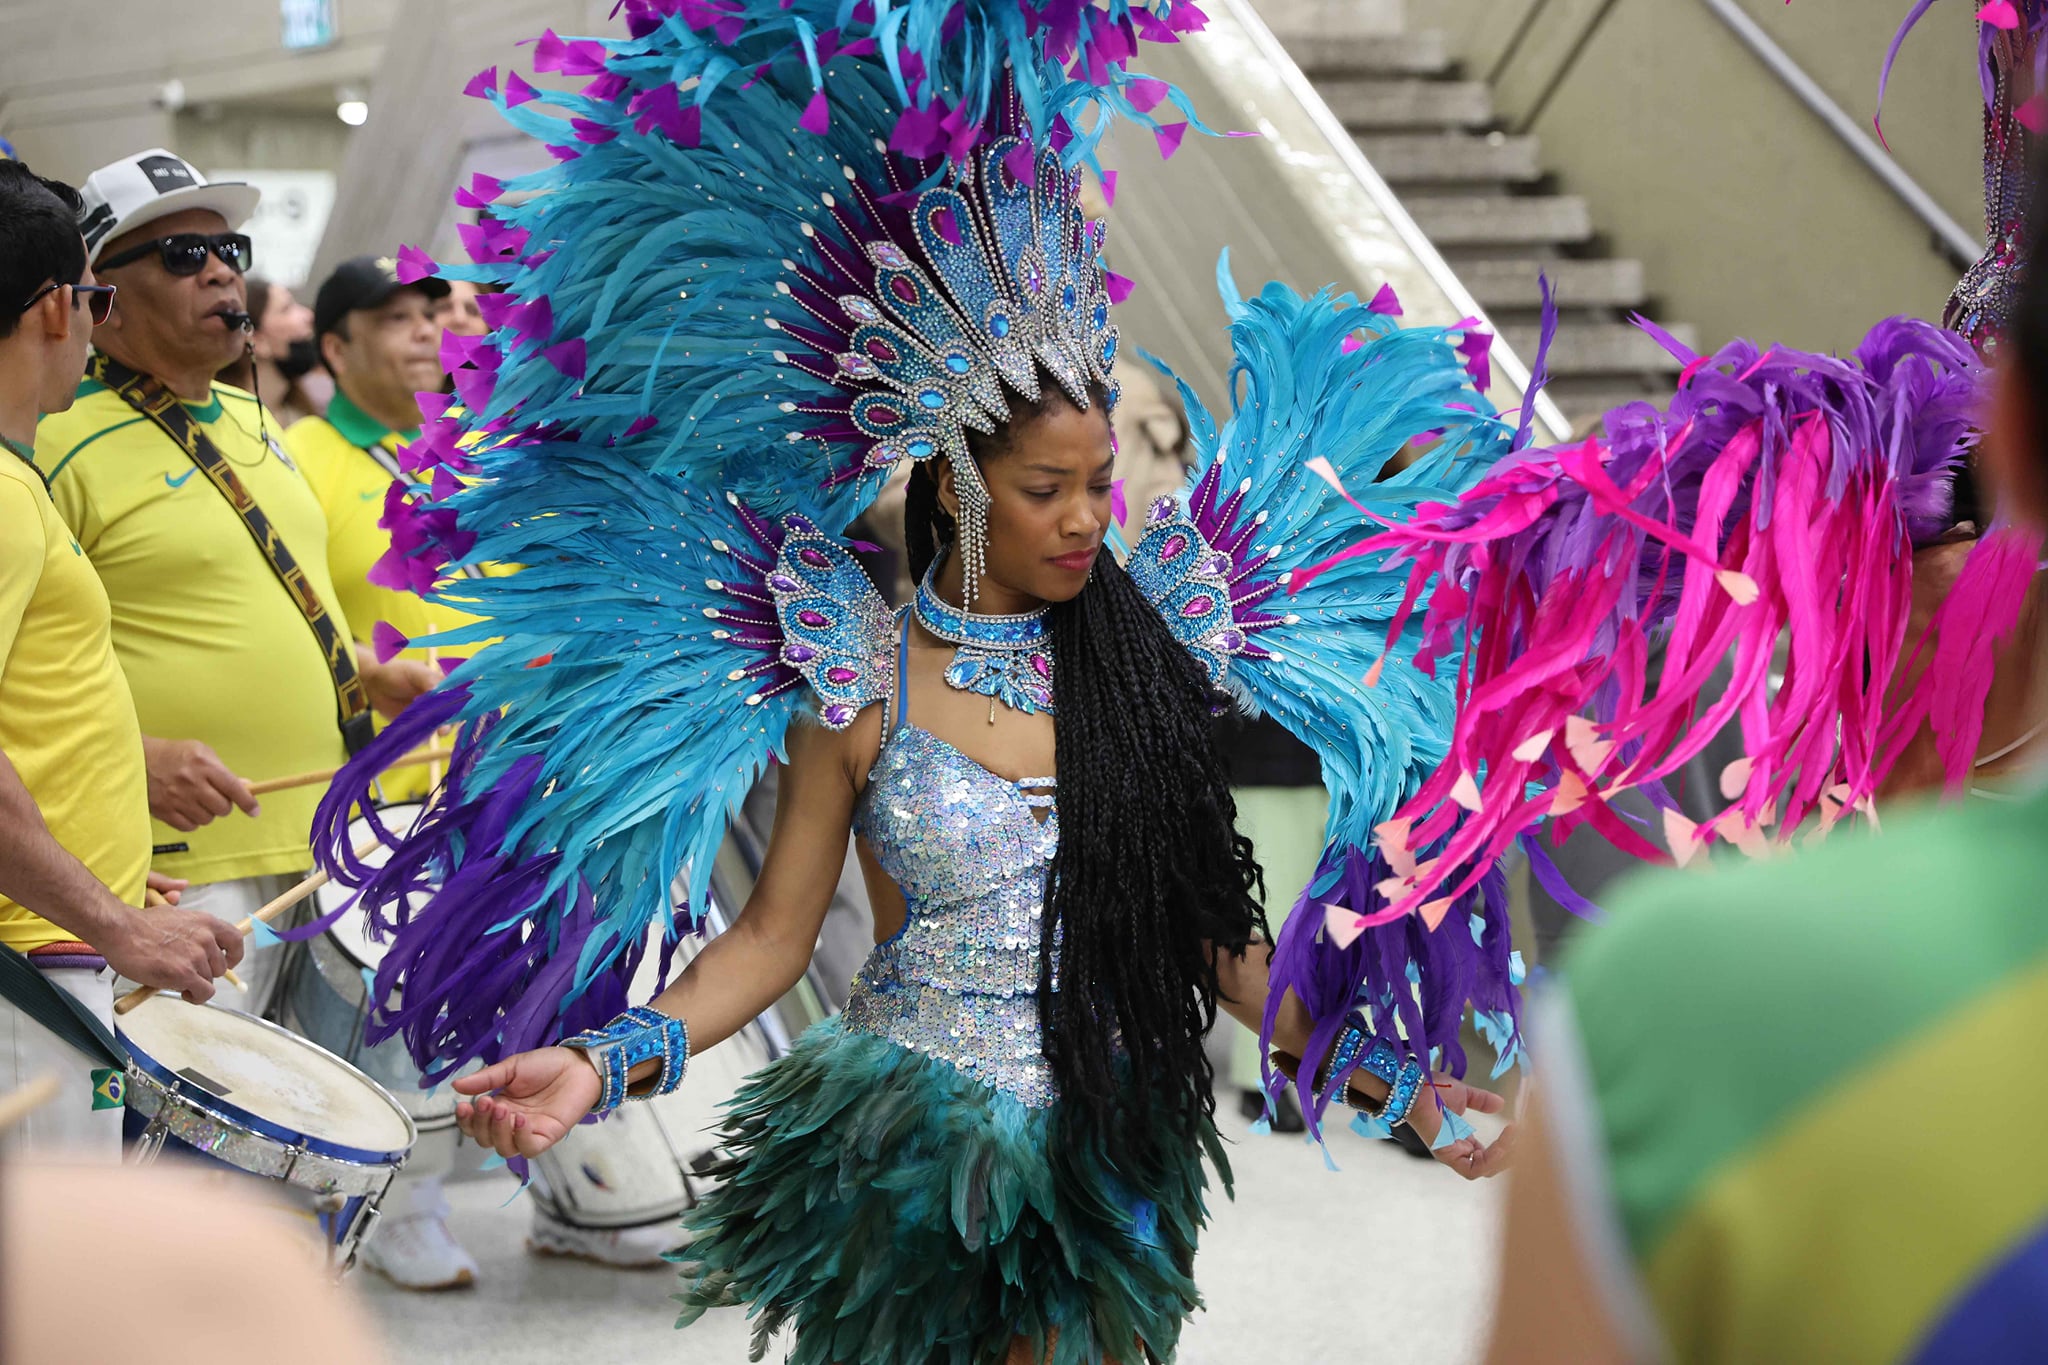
top-left (1272, 22), bottom-right (1697, 429)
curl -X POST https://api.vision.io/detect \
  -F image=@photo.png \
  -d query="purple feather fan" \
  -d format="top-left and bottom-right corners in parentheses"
top-left (1336, 316), bottom-right (2028, 916)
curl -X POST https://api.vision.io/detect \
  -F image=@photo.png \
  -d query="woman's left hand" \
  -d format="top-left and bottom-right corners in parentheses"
top-left (1399, 1074), bottom-right (1515, 1180)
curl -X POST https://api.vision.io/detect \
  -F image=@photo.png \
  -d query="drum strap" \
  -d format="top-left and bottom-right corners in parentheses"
top-left (90, 353), bottom-right (376, 756)
top-left (0, 943), bottom-right (126, 1069)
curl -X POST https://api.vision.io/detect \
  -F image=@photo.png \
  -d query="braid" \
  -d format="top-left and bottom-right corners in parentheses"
top-left (905, 461), bottom-right (953, 586)
top-left (1044, 560), bottom-right (1265, 1177)
top-left (901, 377), bottom-right (1267, 1180)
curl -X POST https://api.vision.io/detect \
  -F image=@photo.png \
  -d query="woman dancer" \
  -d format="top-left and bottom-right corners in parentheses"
top-left (320, 5), bottom-right (1524, 1360)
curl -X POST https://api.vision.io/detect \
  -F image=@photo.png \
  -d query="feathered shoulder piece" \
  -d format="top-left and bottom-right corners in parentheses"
top-left (1131, 263), bottom-right (1535, 1132)
top-left (317, 493), bottom-right (895, 1076)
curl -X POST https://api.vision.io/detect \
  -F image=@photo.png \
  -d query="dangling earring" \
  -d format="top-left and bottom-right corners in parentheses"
top-left (947, 450), bottom-right (992, 614)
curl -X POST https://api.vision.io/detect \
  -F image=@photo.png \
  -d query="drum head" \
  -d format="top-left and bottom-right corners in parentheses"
top-left (313, 802), bottom-right (431, 970)
top-left (119, 995), bottom-right (414, 1159)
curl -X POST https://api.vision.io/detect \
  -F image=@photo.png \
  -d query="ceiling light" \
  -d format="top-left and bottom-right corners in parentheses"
top-left (337, 99), bottom-right (368, 127)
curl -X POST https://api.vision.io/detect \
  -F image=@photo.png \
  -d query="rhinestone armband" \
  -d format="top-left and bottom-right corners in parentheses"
top-left (563, 1007), bottom-right (690, 1118)
top-left (1327, 1015), bottom-right (1426, 1126)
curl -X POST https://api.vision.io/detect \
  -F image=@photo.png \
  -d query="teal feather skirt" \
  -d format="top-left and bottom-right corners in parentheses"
top-left (673, 1020), bottom-right (1229, 1364)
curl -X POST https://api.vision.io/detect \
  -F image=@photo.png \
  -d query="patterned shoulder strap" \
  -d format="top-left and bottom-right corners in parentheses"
top-left (90, 353), bottom-right (374, 754)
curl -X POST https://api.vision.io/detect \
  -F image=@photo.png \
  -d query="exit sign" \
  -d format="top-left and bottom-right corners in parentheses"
top-left (281, 0), bottom-right (336, 50)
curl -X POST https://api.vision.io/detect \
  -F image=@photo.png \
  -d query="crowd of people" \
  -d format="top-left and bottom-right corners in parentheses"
top-left (3, 6), bottom-right (2047, 1362)
top-left (0, 147), bottom-right (682, 1296)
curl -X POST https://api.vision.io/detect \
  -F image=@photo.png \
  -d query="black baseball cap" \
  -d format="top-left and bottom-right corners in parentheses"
top-left (313, 254), bottom-right (451, 337)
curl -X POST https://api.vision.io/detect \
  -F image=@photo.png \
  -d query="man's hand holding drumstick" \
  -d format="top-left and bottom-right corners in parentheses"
top-left (0, 751), bottom-right (242, 1005)
top-left (140, 736), bottom-right (259, 831)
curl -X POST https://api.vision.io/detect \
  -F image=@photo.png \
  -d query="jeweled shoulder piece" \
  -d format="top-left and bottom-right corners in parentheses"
top-left (1128, 495), bottom-right (1270, 686)
top-left (764, 517), bottom-right (894, 730)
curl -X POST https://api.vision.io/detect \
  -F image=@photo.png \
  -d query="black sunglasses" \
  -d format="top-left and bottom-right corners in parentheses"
top-left (16, 281), bottom-right (118, 325)
top-left (98, 231), bottom-right (253, 277)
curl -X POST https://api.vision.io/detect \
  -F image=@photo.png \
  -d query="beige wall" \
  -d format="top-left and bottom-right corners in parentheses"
top-left (0, 0), bottom-right (396, 180)
top-left (1419, 0), bottom-right (1989, 354)
top-left (311, 0), bottom-right (612, 279)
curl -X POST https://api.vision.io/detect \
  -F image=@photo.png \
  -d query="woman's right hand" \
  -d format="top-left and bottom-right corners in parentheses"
top-left (451, 1047), bottom-right (603, 1159)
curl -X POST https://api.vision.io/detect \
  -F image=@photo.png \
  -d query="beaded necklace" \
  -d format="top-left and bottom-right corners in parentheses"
top-left (913, 558), bottom-right (1055, 722)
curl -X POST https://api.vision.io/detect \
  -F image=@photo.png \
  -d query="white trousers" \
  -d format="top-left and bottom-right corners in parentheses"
top-left (169, 872), bottom-right (304, 1018)
top-left (0, 963), bottom-right (123, 1160)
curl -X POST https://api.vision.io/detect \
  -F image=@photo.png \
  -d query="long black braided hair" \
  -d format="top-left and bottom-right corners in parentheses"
top-left (904, 375), bottom-right (1268, 1183)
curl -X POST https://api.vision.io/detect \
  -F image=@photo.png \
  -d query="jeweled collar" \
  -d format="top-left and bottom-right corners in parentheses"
top-left (913, 561), bottom-right (1049, 651)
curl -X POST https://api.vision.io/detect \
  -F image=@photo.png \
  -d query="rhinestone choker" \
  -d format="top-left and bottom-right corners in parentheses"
top-left (914, 559), bottom-right (1054, 720)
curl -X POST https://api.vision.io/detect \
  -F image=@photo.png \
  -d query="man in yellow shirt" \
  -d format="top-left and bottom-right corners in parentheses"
top-left (36, 149), bottom-right (435, 1012)
top-left (0, 160), bottom-right (243, 1156)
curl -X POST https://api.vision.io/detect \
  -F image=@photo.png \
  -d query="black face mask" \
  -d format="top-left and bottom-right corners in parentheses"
top-left (277, 337), bottom-right (320, 380)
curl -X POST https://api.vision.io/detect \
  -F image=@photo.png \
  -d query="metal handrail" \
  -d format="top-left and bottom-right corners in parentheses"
top-left (1212, 0), bottom-right (1572, 443)
top-left (1699, 0), bottom-right (1982, 269)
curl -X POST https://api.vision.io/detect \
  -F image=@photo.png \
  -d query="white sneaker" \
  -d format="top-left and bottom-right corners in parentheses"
top-left (526, 1204), bottom-right (687, 1268)
top-left (359, 1213), bottom-right (479, 1290)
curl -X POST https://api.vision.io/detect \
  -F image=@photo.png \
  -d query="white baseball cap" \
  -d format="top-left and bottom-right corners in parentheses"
top-left (76, 148), bottom-right (261, 264)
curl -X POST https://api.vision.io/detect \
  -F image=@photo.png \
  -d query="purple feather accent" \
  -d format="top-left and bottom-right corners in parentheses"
top-left (1259, 844), bottom-right (1518, 1131)
top-left (1512, 274), bottom-right (1558, 453)
top-left (1356, 316), bottom-right (1995, 912)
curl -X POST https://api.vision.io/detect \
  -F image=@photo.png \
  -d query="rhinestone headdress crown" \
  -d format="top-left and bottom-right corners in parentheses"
top-left (775, 129), bottom-right (1122, 482)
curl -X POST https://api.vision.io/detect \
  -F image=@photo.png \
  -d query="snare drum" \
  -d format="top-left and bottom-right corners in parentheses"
top-left (284, 802), bottom-right (462, 1175)
top-left (293, 801), bottom-right (704, 1238)
top-left (119, 993), bottom-right (415, 1269)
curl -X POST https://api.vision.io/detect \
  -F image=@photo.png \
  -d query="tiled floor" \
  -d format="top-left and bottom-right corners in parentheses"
top-left (354, 1028), bottom-right (1506, 1363)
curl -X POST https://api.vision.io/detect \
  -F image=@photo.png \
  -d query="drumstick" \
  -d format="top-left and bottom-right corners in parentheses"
top-left (247, 744), bottom-right (456, 797)
top-left (144, 886), bottom-right (246, 991)
top-left (115, 833), bottom-right (383, 1016)
top-left (0, 1075), bottom-right (62, 1133)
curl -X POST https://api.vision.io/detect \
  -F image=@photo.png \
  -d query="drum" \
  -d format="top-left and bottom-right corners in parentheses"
top-left (119, 993), bottom-right (415, 1269)
top-left (284, 802), bottom-right (462, 1176)
top-left (289, 802), bottom-right (702, 1235)
top-left (531, 1100), bottom-right (703, 1233)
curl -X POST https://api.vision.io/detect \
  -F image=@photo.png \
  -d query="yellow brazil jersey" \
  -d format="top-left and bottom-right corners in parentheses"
top-left (0, 449), bottom-right (153, 950)
top-left (286, 391), bottom-right (496, 802)
top-left (35, 377), bottom-right (353, 885)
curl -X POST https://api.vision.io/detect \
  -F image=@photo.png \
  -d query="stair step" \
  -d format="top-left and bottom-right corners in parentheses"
top-left (1542, 378), bottom-right (1677, 432)
top-left (1500, 322), bottom-right (1697, 378)
top-left (1281, 31), bottom-right (1452, 77)
top-left (1354, 132), bottom-right (1540, 184)
top-left (1457, 258), bottom-right (1647, 310)
top-left (1318, 78), bottom-right (1494, 130)
top-left (1404, 194), bottom-right (1593, 247)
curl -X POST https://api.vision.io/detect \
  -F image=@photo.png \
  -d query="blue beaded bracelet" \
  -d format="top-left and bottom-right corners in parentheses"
top-left (562, 1006), bottom-right (690, 1118)
top-left (1327, 1015), bottom-right (1426, 1126)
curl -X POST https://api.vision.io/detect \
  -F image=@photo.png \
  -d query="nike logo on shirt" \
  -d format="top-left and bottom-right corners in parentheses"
top-left (162, 469), bottom-right (197, 489)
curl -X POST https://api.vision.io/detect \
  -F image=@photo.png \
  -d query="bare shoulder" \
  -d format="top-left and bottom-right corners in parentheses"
top-left (784, 699), bottom-right (887, 795)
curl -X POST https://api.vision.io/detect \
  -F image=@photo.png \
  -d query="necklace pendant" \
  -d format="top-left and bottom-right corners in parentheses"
top-left (940, 645), bottom-right (1055, 719)
top-left (917, 555), bottom-right (1056, 720)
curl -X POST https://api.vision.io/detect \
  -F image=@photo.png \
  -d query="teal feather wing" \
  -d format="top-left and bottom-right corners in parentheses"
top-left (1129, 266), bottom-right (1528, 1125)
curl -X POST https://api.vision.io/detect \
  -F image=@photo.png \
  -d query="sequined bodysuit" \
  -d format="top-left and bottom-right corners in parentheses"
top-left (845, 619), bottom-right (1060, 1108)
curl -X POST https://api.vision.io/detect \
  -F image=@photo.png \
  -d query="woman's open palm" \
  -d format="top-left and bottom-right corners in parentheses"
top-left (451, 1047), bottom-right (603, 1159)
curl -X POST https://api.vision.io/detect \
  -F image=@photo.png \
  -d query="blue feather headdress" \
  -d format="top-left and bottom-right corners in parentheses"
top-left (321, 0), bottom-right (1195, 1075)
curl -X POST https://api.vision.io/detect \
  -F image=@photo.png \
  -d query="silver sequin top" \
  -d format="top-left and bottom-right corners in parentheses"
top-left (846, 709), bottom-right (1060, 1109)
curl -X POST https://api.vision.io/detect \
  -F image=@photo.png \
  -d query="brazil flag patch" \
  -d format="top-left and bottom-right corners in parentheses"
top-left (90, 1069), bottom-right (124, 1110)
